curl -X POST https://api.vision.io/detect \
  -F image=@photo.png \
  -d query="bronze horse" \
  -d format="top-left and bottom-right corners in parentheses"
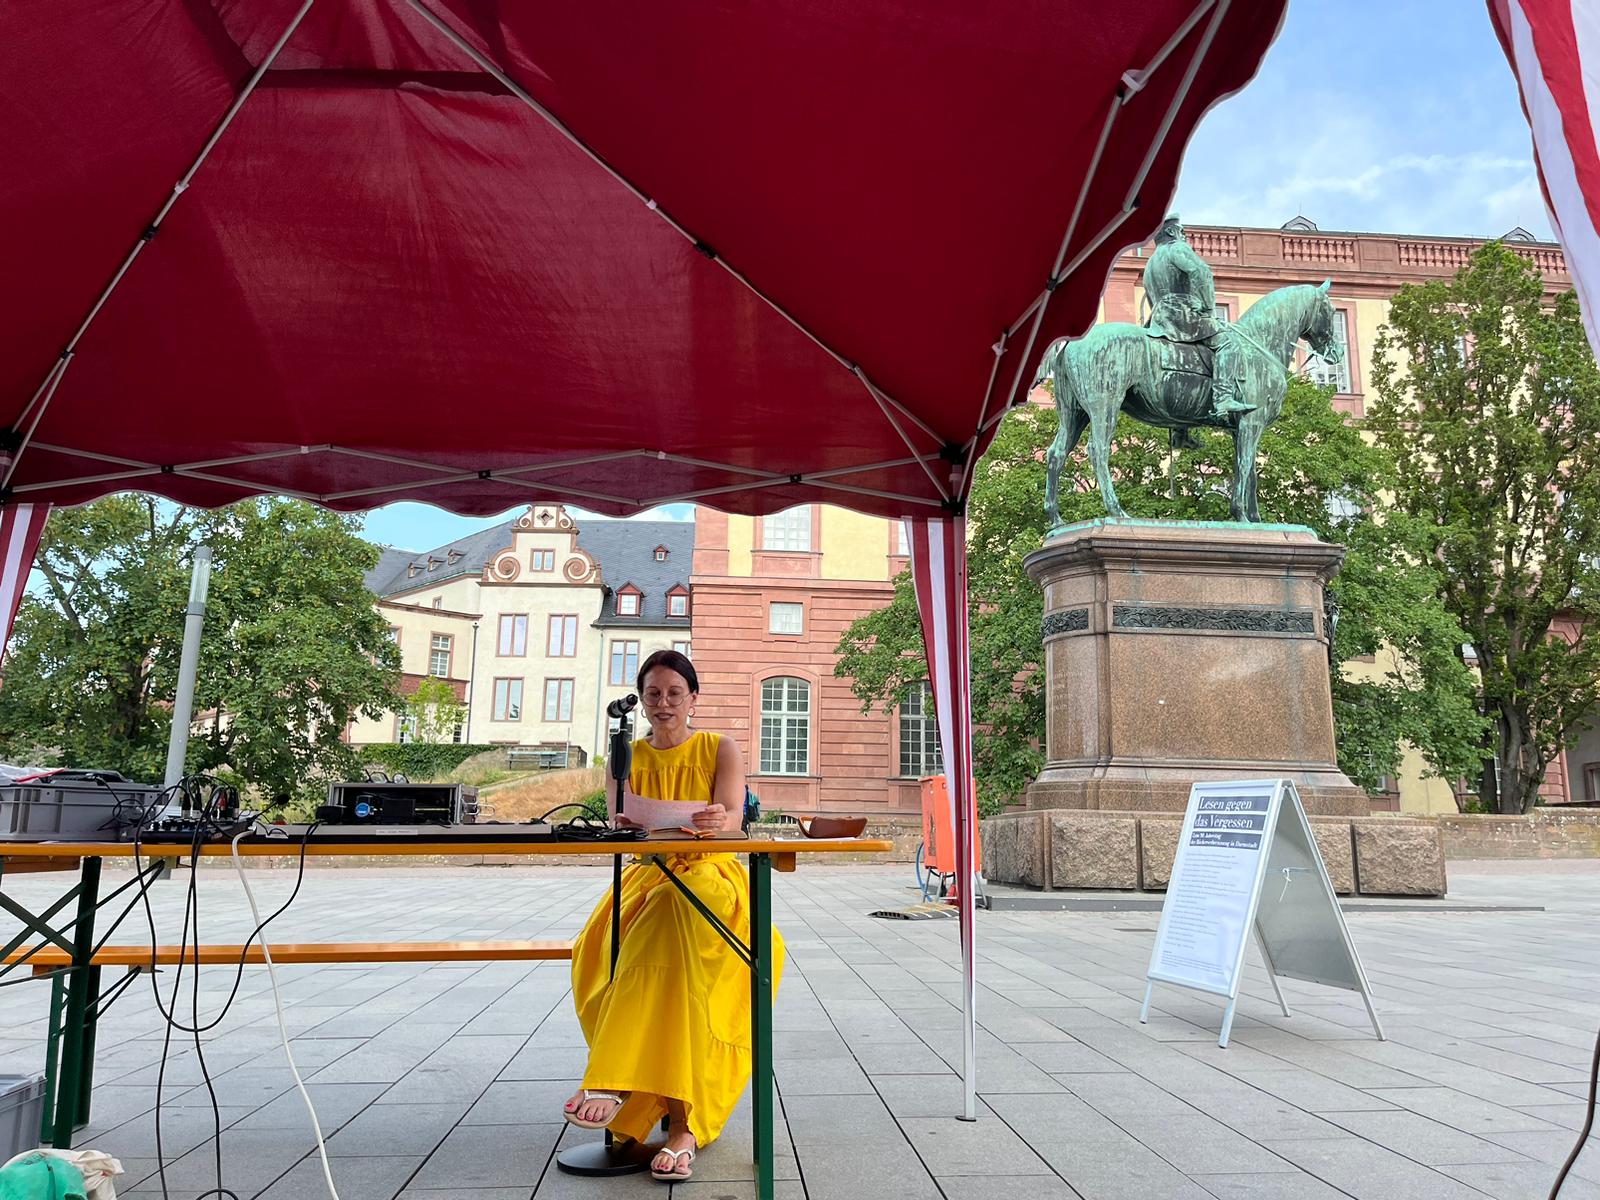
top-left (1036, 282), bottom-right (1342, 523)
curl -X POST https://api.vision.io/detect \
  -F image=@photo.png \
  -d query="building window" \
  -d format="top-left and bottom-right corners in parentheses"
top-left (672, 640), bottom-right (691, 657)
top-left (432, 597), bottom-right (444, 609)
top-left (547, 614), bottom-right (578, 657)
top-left (617, 590), bottom-right (641, 617)
top-left (609, 639), bottom-right (640, 687)
top-left (387, 626), bottom-right (400, 644)
top-left (668, 592), bottom-right (689, 617)
top-left (761, 506), bottom-right (811, 551)
top-left (895, 520), bottom-right (911, 557)
top-left (1214, 302), bottom-right (1231, 322)
top-left (492, 678), bottom-right (524, 721)
top-left (769, 602), bottom-right (804, 635)
top-left (497, 613), bottom-right (528, 656)
top-left (898, 682), bottom-right (943, 778)
top-left (530, 549), bottom-right (555, 572)
top-left (397, 714), bottom-right (418, 743)
top-left (543, 678), bottom-right (574, 722)
top-left (654, 545), bottom-right (668, 562)
top-left (1306, 308), bottom-right (1352, 393)
top-left (759, 677), bottom-right (811, 775)
top-left (429, 634), bottom-right (452, 677)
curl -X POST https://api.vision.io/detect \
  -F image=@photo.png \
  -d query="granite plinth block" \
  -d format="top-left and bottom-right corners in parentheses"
top-left (1050, 812), bottom-right (1137, 889)
top-left (1354, 820), bottom-right (1446, 896)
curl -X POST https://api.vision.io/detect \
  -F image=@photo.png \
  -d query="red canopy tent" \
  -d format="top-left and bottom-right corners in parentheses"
top-left (0, 0), bottom-right (1286, 1118)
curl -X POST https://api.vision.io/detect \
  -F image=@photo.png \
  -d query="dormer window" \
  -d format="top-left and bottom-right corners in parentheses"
top-left (667, 585), bottom-right (689, 618)
top-left (617, 585), bottom-right (641, 618)
top-left (447, 548), bottom-right (463, 564)
top-left (654, 545), bottom-right (669, 562)
top-left (407, 563), bottom-right (422, 578)
top-left (426, 556), bottom-right (442, 572)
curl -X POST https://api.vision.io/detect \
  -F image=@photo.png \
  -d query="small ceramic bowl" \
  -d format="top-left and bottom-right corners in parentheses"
top-left (797, 815), bottom-right (868, 839)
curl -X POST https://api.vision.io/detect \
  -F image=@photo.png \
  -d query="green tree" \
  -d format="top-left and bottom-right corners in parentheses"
top-left (836, 376), bottom-right (1485, 814)
top-left (405, 676), bottom-right (467, 745)
top-left (1367, 242), bottom-right (1600, 814)
top-left (0, 497), bottom-right (401, 803)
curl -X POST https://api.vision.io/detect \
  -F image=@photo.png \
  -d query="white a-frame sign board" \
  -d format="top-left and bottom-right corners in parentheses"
top-left (1141, 779), bottom-right (1385, 1048)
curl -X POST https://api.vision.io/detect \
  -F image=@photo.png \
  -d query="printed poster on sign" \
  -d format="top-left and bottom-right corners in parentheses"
top-left (1149, 781), bottom-right (1277, 994)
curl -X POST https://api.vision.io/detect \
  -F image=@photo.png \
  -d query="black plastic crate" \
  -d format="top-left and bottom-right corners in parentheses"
top-left (0, 779), bottom-right (159, 841)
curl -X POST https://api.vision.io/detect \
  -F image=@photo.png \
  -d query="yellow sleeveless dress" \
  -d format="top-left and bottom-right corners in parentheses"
top-left (569, 730), bottom-right (785, 1147)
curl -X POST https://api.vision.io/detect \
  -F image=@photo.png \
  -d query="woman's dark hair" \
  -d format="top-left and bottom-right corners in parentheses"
top-left (637, 649), bottom-right (698, 695)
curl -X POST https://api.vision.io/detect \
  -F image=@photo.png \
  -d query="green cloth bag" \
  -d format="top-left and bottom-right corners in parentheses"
top-left (0, 1154), bottom-right (87, 1200)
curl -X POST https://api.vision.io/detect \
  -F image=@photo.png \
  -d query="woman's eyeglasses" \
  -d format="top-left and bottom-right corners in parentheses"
top-left (642, 688), bottom-right (691, 706)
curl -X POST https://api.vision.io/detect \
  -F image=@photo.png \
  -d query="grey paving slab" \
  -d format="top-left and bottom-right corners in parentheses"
top-left (1263, 1136), bottom-right (1513, 1200)
top-left (1193, 1172), bottom-right (1353, 1199)
top-left (7, 862), bottom-right (1600, 1200)
top-left (1321, 1109), bottom-right (1529, 1165)
top-left (899, 1113), bottom-right (1055, 1175)
top-left (1435, 1159), bottom-right (1600, 1200)
top-left (936, 1177), bottom-right (1083, 1200)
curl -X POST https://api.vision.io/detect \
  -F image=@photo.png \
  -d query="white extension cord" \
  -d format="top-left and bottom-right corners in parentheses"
top-left (230, 830), bottom-right (341, 1200)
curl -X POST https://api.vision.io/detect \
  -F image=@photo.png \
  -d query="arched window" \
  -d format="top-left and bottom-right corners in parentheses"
top-left (759, 677), bottom-right (811, 775)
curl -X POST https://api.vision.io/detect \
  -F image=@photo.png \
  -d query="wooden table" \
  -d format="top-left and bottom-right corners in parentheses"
top-left (0, 835), bottom-right (890, 1200)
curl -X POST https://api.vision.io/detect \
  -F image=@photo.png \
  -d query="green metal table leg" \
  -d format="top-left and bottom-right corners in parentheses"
top-left (50, 856), bottom-right (101, 1148)
top-left (76, 965), bottom-right (101, 1126)
top-left (38, 974), bottom-right (63, 1143)
top-left (749, 852), bottom-right (774, 1200)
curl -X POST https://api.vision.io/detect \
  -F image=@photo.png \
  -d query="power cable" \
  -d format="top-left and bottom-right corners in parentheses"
top-left (1548, 1019), bottom-right (1600, 1199)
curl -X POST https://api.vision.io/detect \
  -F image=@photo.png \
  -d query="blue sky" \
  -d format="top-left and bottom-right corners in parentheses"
top-left (1173, 0), bottom-right (1546, 239)
top-left (366, 1), bottom-right (1544, 551)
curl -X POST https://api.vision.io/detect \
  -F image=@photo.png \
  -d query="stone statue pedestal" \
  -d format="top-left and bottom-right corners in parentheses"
top-left (1023, 519), bottom-right (1367, 817)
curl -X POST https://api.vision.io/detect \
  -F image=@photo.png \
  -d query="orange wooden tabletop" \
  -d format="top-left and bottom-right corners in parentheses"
top-left (0, 837), bottom-right (892, 861)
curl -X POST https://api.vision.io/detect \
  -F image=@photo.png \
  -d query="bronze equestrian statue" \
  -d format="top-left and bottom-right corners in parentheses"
top-left (1036, 216), bottom-right (1343, 524)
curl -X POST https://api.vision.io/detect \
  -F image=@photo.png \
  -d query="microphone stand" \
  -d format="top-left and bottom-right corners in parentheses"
top-left (609, 708), bottom-right (632, 979)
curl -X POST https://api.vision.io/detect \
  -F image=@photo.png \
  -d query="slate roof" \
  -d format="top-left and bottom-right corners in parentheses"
top-left (576, 520), bottom-right (694, 627)
top-left (364, 511), bottom-right (694, 627)
top-left (364, 520), bottom-right (516, 598)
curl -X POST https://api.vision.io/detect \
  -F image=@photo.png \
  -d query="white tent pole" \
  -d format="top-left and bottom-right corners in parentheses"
top-left (854, 369), bottom-right (951, 501)
top-left (8, 1), bottom-right (315, 488)
top-left (984, 93), bottom-right (1123, 438)
top-left (1122, 0), bottom-right (1230, 211)
top-left (13, 468), bottom-right (161, 495)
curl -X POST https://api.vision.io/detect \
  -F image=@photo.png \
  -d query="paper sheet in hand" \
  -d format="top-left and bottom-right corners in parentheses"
top-left (610, 787), bottom-right (704, 831)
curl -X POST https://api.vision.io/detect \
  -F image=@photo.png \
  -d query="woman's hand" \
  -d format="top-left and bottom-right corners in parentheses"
top-left (613, 813), bottom-right (642, 830)
top-left (691, 803), bottom-right (727, 831)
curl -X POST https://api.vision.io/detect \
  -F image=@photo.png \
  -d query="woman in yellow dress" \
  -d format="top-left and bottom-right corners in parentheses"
top-left (563, 649), bottom-right (784, 1181)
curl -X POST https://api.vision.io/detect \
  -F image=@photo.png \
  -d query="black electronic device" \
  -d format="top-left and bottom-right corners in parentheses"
top-left (322, 781), bottom-right (475, 825)
top-left (140, 814), bottom-right (258, 844)
top-left (606, 692), bottom-right (638, 719)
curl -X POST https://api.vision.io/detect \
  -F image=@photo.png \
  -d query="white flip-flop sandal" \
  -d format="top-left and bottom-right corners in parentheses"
top-left (563, 1090), bottom-right (624, 1129)
top-left (650, 1146), bottom-right (695, 1181)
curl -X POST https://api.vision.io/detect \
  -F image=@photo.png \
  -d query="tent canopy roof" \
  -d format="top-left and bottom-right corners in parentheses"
top-left (0, 1), bottom-right (1285, 520)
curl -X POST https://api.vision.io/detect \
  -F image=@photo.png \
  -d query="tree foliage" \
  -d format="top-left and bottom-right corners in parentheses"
top-left (405, 676), bottom-right (468, 745)
top-left (836, 376), bottom-right (1484, 814)
top-left (1367, 242), bottom-right (1600, 813)
top-left (0, 497), bottom-right (401, 803)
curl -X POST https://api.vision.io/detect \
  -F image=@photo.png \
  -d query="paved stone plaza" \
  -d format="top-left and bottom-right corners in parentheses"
top-left (2, 861), bottom-right (1598, 1199)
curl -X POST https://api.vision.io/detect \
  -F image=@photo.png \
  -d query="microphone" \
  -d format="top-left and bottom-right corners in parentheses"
top-left (607, 693), bottom-right (638, 719)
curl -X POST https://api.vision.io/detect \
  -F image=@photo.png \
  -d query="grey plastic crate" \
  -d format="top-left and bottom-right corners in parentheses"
top-left (0, 779), bottom-right (158, 841)
top-left (0, 1074), bottom-right (45, 1160)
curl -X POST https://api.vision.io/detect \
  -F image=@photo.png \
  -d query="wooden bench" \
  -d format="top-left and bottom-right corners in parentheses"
top-left (5, 939), bottom-right (574, 975)
top-left (6, 938), bottom-right (574, 1145)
